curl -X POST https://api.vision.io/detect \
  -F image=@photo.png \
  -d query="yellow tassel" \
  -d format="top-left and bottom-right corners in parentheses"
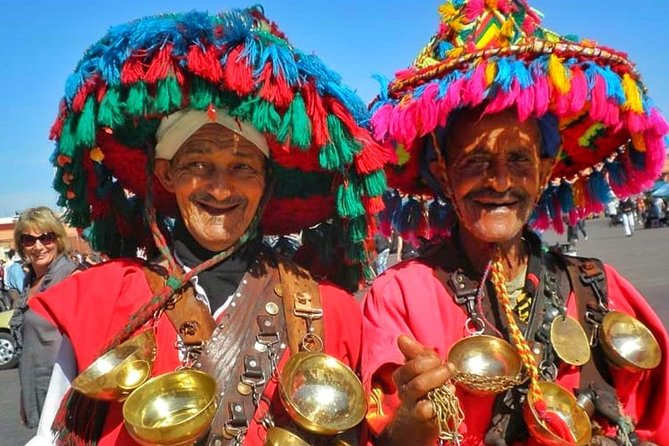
top-left (90, 147), bottom-right (105, 163)
top-left (622, 73), bottom-right (643, 113)
top-left (572, 179), bottom-right (586, 208)
top-left (485, 0), bottom-right (498, 10)
top-left (548, 54), bottom-right (570, 95)
top-left (500, 18), bottom-right (515, 41)
top-left (438, 2), bottom-right (458, 21)
top-left (485, 61), bottom-right (497, 85)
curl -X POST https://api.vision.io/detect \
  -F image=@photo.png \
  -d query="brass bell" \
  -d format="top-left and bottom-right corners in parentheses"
top-left (123, 369), bottom-right (218, 446)
top-left (599, 311), bottom-right (661, 372)
top-left (279, 351), bottom-right (367, 435)
top-left (447, 335), bottom-right (523, 395)
top-left (523, 381), bottom-right (592, 446)
top-left (264, 427), bottom-right (310, 446)
top-left (71, 330), bottom-right (156, 401)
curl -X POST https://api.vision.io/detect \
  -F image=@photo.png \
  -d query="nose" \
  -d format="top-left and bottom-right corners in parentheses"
top-left (488, 157), bottom-right (511, 192)
top-left (204, 168), bottom-right (235, 200)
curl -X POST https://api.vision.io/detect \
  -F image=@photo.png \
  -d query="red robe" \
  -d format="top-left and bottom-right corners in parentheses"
top-left (361, 259), bottom-right (669, 445)
top-left (30, 259), bottom-right (363, 446)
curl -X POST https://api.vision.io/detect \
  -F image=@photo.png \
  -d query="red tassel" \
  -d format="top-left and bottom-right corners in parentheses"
top-left (362, 195), bottom-right (385, 214)
top-left (324, 97), bottom-right (359, 136)
top-left (50, 101), bottom-right (68, 141)
top-left (72, 75), bottom-right (99, 112)
top-left (303, 82), bottom-right (329, 147)
top-left (146, 44), bottom-right (173, 83)
top-left (186, 44), bottom-right (223, 83)
top-left (223, 45), bottom-right (255, 96)
top-left (120, 56), bottom-right (146, 85)
top-left (258, 63), bottom-right (294, 109)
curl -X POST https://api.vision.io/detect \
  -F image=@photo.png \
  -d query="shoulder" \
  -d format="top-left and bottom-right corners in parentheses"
top-left (364, 258), bottom-right (440, 307)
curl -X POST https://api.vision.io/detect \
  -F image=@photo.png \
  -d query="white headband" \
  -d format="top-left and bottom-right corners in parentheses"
top-left (155, 108), bottom-right (269, 160)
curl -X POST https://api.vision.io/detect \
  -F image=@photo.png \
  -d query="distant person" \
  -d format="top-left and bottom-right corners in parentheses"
top-left (374, 233), bottom-right (391, 275)
top-left (620, 197), bottom-right (637, 237)
top-left (9, 207), bottom-right (80, 428)
top-left (4, 248), bottom-right (26, 308)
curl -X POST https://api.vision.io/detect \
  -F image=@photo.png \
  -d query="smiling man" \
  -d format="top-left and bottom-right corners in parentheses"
top-left (25, 7), bottom-right (390, 446)
top-left (362, 1), bottom-right (669, 445)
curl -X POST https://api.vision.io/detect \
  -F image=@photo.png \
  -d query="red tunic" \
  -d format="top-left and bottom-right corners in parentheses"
top-left (361, 259), bottom-right (669, 445)
top-left (30, 259), bottom-right (363, 446)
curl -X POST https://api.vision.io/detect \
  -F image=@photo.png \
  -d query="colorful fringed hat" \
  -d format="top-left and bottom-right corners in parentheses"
top-left (371, 0), bottom-right (668, 234)
top-left (49, 6), bottom-right (392, 276)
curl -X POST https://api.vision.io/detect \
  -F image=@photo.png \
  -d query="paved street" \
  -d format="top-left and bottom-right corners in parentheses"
top-left (0, 217), bottom-right (666, 444)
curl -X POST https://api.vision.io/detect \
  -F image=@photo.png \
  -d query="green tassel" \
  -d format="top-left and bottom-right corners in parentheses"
top-left (58, 116), bottom-right (77, 157)
top-left (348, 216), bottom-right (368, 243)
top-left (277, 94), bottom-right (312, 150)
top-left (362, 170), bottom-right (388, 197)
top-left (318, 115), bottom-right (360, 169)
top-left (189, 77), bottom-right (215, 110)
top-left (214, 91), bottom-right (241, 111)
top-left (126, 81), bottom-right (152, 117)
top-left (336, 182), bottom-right (365, 219)
top-left (75, 97), bottom-right (97, 148)
top-left (229, 96), bottom-right (259, 123)
top-left (155, 76), bottom-right (183, 113)
top-left (346, 241), bottom-right (367, 262)
top-left (98, 87), bottom-right (125, 128)
top-left (252, 100), bottom-right (281, 134)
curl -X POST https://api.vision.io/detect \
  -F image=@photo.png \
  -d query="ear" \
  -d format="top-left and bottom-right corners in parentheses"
top-left (154, 159), bottom-right (176, 193)
top-left (538, 157), bottom-right (555, 186)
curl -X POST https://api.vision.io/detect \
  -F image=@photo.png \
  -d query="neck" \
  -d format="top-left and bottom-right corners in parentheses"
top-left (458, 226), bottom-right (528, 279)
top-left (32, 264), bottom-right (49, 281)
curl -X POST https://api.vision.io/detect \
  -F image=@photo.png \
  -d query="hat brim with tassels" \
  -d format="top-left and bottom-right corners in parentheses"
top-left (49, 6), bottom-right (393, 270)
top-left (371, 0), bottom-right (668, 234)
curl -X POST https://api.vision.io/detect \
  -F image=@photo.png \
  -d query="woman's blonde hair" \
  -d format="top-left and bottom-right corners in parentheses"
top-left (14, 206), bottom-right (70, 262)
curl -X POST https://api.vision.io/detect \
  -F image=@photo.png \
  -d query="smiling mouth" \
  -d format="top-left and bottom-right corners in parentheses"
top-left (474, 199), bottom-right (520, 210)
top-left (195, 201), bottom-right (241, 216)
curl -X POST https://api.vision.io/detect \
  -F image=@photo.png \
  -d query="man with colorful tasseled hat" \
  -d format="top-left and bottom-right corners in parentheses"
top-left (362, 1), bottom-right (669, 445)
top-left (26, 6), bottom-right (391, 446)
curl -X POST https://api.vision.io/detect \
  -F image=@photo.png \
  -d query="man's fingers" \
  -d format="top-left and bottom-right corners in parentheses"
top-left (397, 334), bottom-right (435, 361)
top-left (397, 364), bottom-right (452, 405)
top-left (412, 399), bottom-right (436, 422)
top-left (393, 354), bottom-right (443, 388)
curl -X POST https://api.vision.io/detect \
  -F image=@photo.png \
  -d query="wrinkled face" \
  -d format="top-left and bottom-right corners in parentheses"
top-left (432, 109), bottom-right (553, 244)
top-left (156, 124), bottom-right (267, 252)
top-left (21, 229), bottom-right (59, 270)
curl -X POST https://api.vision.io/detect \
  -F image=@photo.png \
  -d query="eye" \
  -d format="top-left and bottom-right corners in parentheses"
top-left (183, 161), bottom-right (211, 174)
top-left (508, 151), bottom-right (532, 163)
top-left (461, 154), bottom-right (489, 168)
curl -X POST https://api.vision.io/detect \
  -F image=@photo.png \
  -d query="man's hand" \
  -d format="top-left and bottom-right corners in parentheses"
top-left (378, 335), bottom-right (454, 446)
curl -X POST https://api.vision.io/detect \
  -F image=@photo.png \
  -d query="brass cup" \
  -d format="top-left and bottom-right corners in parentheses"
top-left (123, 370), bottom-right (217, 446)
top-left (264, 427), bottom-right (310, 446)
top-left (447, 335), bottom-right (523, 395)
top-left (279, 351), bottom-right (367, 435)
top-left (600, 311), bottom-right (662, 372)
top-left (71, 330), bottom-right (157, 401)
top-left (523, 381), bottom-right (592, 446)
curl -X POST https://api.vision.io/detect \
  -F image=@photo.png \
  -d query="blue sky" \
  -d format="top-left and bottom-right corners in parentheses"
top-left (0, 0), bottom-right (667, 216)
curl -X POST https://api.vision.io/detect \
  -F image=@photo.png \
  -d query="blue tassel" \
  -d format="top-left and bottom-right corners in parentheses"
top-left (537, 113), bottom-right (561, 158)
top-left (494, 57), bottom-right (513, 92)
top-left (258, 41), bottom-right (299, 85)
top-left (511, 58), bottom-right (532, 89)
top-left (587, 170), bottom-right (614, 205)
top-left (557, 182), bottom-right (574, 213)
top-left (605, 160), bottom-right (626, 186)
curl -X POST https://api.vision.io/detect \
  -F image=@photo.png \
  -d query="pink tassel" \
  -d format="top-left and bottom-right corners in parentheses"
top-left (532, 74), bottom-right (550, 117)
top-left (462, 63), bottom-right (487, 106)
top-left (444, 77), bottom-right (466, 112)
top-left (552, 198), bottom-right (565, 234)
top-left (568, 209), bottom-right (579, 227)
top-left (589, 75), bottom-right (608, 122)
top-left (371, 103), bottom-right (393, 142)
top-left (648, 108), bottom-right (669, 135)
top-left (416, 83), bottom-right (440, 137)
top-left (623, 111), bottom-right (646, 134)
top-left (485, 80), bottom-right (520, 115)
top-left (644, 131), bottom-right (667, 180)
top-left (464, 0), bottom-right (485, 20)
top-left (516, 85), bottom-right (535, 121)
top-left (568, 66), bottom-right (588, 114)
top-left (389, 103), bottom-right (418, 146)
top-left (533, 211), bottom-right (550, 231)
top-left (602, 101), bottom-right (621, 127)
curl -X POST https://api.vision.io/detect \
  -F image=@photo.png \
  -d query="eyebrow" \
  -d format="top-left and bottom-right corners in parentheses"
top-left (177, 145), bottom-right (263, 159)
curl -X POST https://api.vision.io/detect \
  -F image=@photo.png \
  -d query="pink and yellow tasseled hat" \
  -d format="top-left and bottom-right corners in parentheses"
top-left (371, 0), bottom-right (668, 235)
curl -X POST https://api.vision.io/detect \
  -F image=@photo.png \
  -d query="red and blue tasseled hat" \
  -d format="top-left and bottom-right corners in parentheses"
top-left (49, 6), bottom-right (393, 275)
top-left (371, 0), bottom-right (668, 236)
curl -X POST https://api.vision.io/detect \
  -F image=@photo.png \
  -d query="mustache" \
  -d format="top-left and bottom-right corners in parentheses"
top-left (190, 193), bottom-right (246, 208)
top-left (466, 188), bottom-right (529, 203)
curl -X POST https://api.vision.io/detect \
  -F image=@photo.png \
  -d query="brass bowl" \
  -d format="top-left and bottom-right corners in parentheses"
top-left (264, 427), bottom-right (310, 446)
top-left (447, 335), bottom-right (523, 395)
top-left (123, 370), bottom-right (217, 446)
top-left (279, 351), bottom-right (367, 435)
top-left (523, 381), bottom-right (591, 446)
top-left (71, 330), bottom-right (156, 401)
top-left (600, 311), bottom-right (661, 371)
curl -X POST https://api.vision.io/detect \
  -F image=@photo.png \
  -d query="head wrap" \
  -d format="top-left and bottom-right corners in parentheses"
top-left (372, 0), bottom-right (668, 237)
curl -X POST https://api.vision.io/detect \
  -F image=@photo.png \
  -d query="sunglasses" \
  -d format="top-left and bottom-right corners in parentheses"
top-left (20, 232), bottom-right (57, 248)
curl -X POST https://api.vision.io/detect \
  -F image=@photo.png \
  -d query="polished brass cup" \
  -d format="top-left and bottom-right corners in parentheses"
top-left (279, 351), bottom-right (367, 435)
top-left (523, 381), bottom-right (592, 446)
top-left (600, 311), bottom-right (661, 372)
top-left (264, 427), bottom-right (310, 446)
top-left (71, 330), bottom-right (156, 401)
top-left (123, 370), bottom-right (217, 446)
top-left (447, 335), bottom-right (523, 395)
